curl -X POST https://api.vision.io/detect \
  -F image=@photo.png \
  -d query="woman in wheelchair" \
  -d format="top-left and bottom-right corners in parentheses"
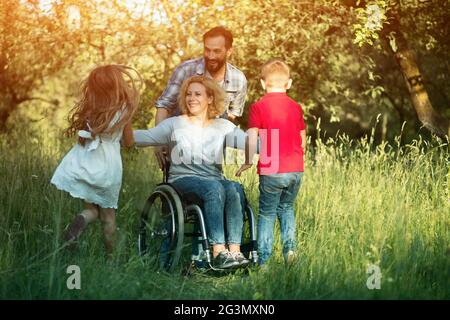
top-left (134, 76), bottom-right (250, 269)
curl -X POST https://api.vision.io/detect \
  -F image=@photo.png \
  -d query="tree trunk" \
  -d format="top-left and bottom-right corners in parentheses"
top-left (384, 7), bottom-right (450, 138)
top-left (0, 101), bottom-right (17, 132)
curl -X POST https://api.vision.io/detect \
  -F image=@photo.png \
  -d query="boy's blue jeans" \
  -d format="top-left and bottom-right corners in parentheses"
top-left (258, 172), bottom-right (303, 265)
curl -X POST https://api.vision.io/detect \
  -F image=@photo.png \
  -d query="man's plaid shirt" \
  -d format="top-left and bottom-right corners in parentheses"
top-left (155, 57), bottom-right (247, 117)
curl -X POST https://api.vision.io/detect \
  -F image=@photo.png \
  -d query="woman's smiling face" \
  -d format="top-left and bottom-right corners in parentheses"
top-left (185, 82), bottom-right (213, 116)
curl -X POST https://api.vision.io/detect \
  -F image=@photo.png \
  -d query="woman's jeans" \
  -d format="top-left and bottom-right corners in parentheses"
top-left (258, 172), bottom-right (303, 265)
top-left (171, 176), bottom-right (245, 246)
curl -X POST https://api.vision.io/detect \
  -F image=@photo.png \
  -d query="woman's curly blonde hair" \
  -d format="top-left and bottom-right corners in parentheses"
top-left (178, 76), bottom-right (226, 119)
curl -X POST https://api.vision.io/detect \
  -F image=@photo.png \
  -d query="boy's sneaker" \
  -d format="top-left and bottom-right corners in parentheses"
top-left (63, 215), bottom-right (86, 243)
top-left (258, 263), bottom-right (269, 273)
top-left (285, 250), bottom-right (297, 265)
top-left (212, 250), bottom-right (240, 269)
top-left (231, 252), bottom-right (250, 268)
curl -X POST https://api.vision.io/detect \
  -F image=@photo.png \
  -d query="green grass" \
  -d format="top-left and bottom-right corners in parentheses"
top-left (0, 127), bottom-right (449, 299)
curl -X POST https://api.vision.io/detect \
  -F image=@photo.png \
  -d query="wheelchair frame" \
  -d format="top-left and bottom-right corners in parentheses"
top-left (138, 166), bottom-right (258, 272)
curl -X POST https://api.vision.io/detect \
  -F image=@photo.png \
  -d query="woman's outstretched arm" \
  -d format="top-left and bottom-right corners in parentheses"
top-left (224, 127), bottom-right (247, 150)
top-left (133, 118), bottom-right (173, 147)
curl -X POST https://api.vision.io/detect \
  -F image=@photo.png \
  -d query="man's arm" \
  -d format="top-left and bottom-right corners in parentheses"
top-left (155, 108), bottom-right (169, 125)
top-left (155, 64), bottom-right (188, 120)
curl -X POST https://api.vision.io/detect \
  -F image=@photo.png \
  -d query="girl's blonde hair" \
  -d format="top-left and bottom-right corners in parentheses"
top-left (66, 65), bottom-right (143, 140)
top-left (178, 76), bottom-right (226, 119)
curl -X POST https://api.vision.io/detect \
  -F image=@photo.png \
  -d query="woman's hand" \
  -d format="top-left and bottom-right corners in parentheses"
top-left (235, 164), bottom-right (253, 177)
top-left (235, 128), bottom-right (258, 177)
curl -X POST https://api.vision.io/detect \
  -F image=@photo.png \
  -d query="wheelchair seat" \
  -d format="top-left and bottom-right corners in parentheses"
top-left (179, 192), bottom-right (203, 208)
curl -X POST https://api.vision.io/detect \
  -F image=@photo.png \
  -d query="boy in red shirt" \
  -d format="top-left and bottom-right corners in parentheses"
top-left (236, 59), bottom-right (306, 265)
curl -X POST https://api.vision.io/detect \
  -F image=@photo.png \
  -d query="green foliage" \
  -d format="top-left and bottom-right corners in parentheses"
top-left (1, 0), bottom-right (449, 140)
top-left (353, 1), bottom-right (388, 47)
top-left (1, 0), bottom-right (448, 301)
top-left (0, 128), bottom-right (448, 299)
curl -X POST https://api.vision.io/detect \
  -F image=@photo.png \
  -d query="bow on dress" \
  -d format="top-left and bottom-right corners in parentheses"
top-left (78, 123), bottom-right (101, 151)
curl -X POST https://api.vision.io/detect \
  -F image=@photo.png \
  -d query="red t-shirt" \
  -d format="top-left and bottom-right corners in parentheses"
top-left (248, 92), bottom-right (306, 175)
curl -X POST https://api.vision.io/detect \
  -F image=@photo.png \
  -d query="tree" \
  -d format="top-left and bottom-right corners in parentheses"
top-left (2, 0), bottom-right (448, 141)
top-left (350, 0), bottom-right (450, 137)
top-left (0, 0), bottom-right (73, 131)
top-left (0, 0), bottom-right (167, 131)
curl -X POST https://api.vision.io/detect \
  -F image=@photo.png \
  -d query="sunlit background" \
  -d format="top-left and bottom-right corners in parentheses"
top-left (0, 0), bottom-right (449, 300)
top-left (2, 0), bottom-right (448, 141)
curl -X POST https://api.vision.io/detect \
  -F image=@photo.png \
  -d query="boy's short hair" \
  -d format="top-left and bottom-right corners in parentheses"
top-left (203, 26), bottom-right (233, 49)
top-left (261, 59), bottom-right (290, 87)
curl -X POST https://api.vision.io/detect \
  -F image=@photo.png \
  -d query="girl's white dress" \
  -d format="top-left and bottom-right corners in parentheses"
top-left (51, 112), bottom-right (125, 209)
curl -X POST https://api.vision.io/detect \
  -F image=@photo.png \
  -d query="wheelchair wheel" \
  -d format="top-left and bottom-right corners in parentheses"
top-left (138, 184), bottom-right (184, 272)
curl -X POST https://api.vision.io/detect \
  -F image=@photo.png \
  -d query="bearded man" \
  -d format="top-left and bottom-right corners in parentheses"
top-left (153, 26), bottom-right (248, 169)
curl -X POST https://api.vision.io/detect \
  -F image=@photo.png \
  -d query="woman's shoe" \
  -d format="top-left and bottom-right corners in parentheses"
top-left (231, 251), bottom-right (250, 268)
top-left (212, 250), bottom-right (240, 269)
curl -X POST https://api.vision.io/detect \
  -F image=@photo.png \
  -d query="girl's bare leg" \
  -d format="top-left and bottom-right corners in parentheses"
top-left (80, 202), bottom-right (99, 223)
top-left (99, 208), bottom-right (116, 258)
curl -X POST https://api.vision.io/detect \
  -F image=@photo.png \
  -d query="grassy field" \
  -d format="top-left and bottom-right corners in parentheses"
top-left (0, 127), bottom-right (449, 300)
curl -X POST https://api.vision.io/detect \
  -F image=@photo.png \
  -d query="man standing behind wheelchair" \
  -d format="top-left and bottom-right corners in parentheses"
top-left (133, 76), bottom-right (250, 269)
top-left (152, 26), bottom-right (247, 170)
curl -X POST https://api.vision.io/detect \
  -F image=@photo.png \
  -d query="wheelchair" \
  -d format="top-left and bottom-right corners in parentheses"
top-left (137, 165), bottom-right (258, 273)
